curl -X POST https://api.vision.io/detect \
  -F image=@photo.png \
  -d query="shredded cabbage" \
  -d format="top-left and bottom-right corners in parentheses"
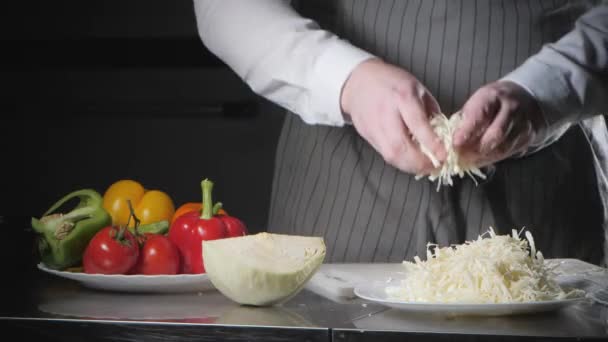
top-left (416, 112), bottom-right (486, 191)
top-left (386, 228), bottom-right (583, 304)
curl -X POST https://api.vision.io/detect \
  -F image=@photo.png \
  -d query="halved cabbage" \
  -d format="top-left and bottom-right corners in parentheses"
top-left (203, 233), bottom-right (326, 306)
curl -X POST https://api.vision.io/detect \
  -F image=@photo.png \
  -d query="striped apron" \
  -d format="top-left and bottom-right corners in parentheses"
top-left (268, 0), bottom-right (608, 265)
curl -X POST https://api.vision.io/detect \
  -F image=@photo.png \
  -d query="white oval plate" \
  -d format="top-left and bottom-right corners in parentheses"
top-left (354, 279), bottom-right (586, 317)
top-left (38, 263), bottom-right (215, 293)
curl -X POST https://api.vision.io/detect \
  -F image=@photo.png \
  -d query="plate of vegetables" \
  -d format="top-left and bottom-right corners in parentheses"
top-left (33, 179), bottom-right (248, 293)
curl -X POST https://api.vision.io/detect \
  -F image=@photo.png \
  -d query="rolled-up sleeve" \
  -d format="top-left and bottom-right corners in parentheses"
top-left (193, 0), bottom-right (375, 126)
top-left (503, 6), bottom-right (608, 136)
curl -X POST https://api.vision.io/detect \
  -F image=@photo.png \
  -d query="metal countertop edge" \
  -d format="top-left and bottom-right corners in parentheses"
top-left (331, 327), bottom-right (607, 339)
top-left (0, 316), bottom-right (328, 331)
top-left (4, 317), bottom-right (605, 339)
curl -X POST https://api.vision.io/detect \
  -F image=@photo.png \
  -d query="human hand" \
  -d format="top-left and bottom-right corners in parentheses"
top-left (340, 58), bottom-right (446, 174)
top-left (452, 81), bottom-right (545, 167)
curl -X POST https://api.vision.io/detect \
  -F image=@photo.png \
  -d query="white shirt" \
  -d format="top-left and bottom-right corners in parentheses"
top-left (194, 0), bottom-right (608, 131)
top-left (194, 0), bottom-right (374, 126)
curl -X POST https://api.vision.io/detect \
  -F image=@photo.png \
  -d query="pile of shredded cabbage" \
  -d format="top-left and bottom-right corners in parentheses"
top-left (416, 112), bottom-right (486, 191)
top-left (386, 228), bottom-right (583, 304)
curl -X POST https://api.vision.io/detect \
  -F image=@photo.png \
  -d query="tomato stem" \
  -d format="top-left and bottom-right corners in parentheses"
top-left (116, 225), bottom-right (126, 241)
top-left (126, 199), bottom-right (141, 235)
top-left (201, 179), bottom-right (214, 220)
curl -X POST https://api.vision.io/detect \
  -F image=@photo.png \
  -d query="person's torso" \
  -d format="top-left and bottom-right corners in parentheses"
top-left (296, 0), bottom-right (597, 113)
top-left (269, 0), bottom-right (607, 265)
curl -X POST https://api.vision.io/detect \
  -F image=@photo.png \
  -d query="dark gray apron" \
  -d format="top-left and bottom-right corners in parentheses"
top-left (268, 0), bottom-right (607, 265)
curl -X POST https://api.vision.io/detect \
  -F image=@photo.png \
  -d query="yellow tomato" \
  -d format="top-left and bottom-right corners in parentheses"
top-left (103, 180), bottom-right (175, 227)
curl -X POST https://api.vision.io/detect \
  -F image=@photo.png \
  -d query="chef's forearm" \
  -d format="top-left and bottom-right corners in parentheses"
top-left (503, 5), bottom-right (608, 131)
top-left (193, 0), bottom-right (374, 126)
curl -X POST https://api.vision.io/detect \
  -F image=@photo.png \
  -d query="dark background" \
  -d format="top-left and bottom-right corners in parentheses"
top-left (1, 0), bottom-right (286, 234)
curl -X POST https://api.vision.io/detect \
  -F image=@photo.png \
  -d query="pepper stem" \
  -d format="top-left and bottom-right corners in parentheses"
top-left (201, 179), bottom-right (214, 220)
top-left (212, 202), bottom-right (223, 216)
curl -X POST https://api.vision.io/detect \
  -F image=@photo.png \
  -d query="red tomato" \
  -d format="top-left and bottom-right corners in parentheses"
top-left (83, 226), bottom-right (139, 274)
top-left (168, 211), bottom-right (227, 274)
top-left (130, 234), bottom-right (180, 275)
top-left (218, 215), bottom-right (248, 237)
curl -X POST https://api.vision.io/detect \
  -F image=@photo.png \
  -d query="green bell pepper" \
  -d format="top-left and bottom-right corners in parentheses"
top-left (32, 189), bottom-right (111, 270)
top-left (129, 220), bottom-right (169, 235)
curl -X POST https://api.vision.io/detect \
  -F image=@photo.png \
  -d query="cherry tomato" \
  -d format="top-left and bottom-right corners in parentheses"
top-left (83, 226), bottom-right (139, 274)
top-left (103, 180), bottom-right (175, 227)
top-left (130, 234), bottom-right (180, 275)
top-left (218, 215), bottom-right (248, 237)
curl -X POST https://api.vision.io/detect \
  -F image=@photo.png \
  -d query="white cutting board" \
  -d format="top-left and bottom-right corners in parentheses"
top-left (304, 263), bottom-right (406, 302)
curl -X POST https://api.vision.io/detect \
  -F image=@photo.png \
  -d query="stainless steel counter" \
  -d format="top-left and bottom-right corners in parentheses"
top-left (1, 271), bottom-right (607, 342)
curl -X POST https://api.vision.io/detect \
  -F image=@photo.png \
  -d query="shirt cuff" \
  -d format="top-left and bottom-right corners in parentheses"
top-left (309, 39), bottom-right (375, 126)
top-left (501, 57), bottom-right (578, 129)
top-left (501, 57), bottom-right (576, 152)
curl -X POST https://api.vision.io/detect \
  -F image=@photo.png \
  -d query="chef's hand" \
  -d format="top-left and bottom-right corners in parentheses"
top-left (453, 81), bottom-right (545, 167)
top-left (340, 58), bottom-right (446, 174)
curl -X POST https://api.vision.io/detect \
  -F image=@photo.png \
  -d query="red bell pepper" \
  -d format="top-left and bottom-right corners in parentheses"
top-left (168, 179), bottom-right (227, 274)
top-left (218, 214), bottom-right (248, 237)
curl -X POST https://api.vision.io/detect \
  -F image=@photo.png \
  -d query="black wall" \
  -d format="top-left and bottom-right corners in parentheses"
top-left (1, 0), bottom-right (285, 233)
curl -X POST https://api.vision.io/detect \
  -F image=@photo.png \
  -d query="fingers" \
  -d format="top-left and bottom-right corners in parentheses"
top-left (451, 81), bottom-right (543, 168)
top-left (395, 87), bottom-right (446, 165)
top-left (377, 110), bottom-right (434, 174)
top-left (474, 121), bottom-right (534, 167)
top-left (351, 106), bottom-right (434, 174)
top-left (504, 120), bottom-right (534, 155)
top-left (478, 102), bottom-right (515, 153)
top-left (423, 91), bottom-right (442, 117)
top-left (342, 60), bottom-right (446, 175)
top-left (453, 88), bottom-right (500, 148)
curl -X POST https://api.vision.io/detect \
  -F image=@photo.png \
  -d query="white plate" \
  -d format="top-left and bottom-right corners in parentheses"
top-left (354, 279), bottom-right (586, 317)
top-left (38, 263), bottom-right (215, 293)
